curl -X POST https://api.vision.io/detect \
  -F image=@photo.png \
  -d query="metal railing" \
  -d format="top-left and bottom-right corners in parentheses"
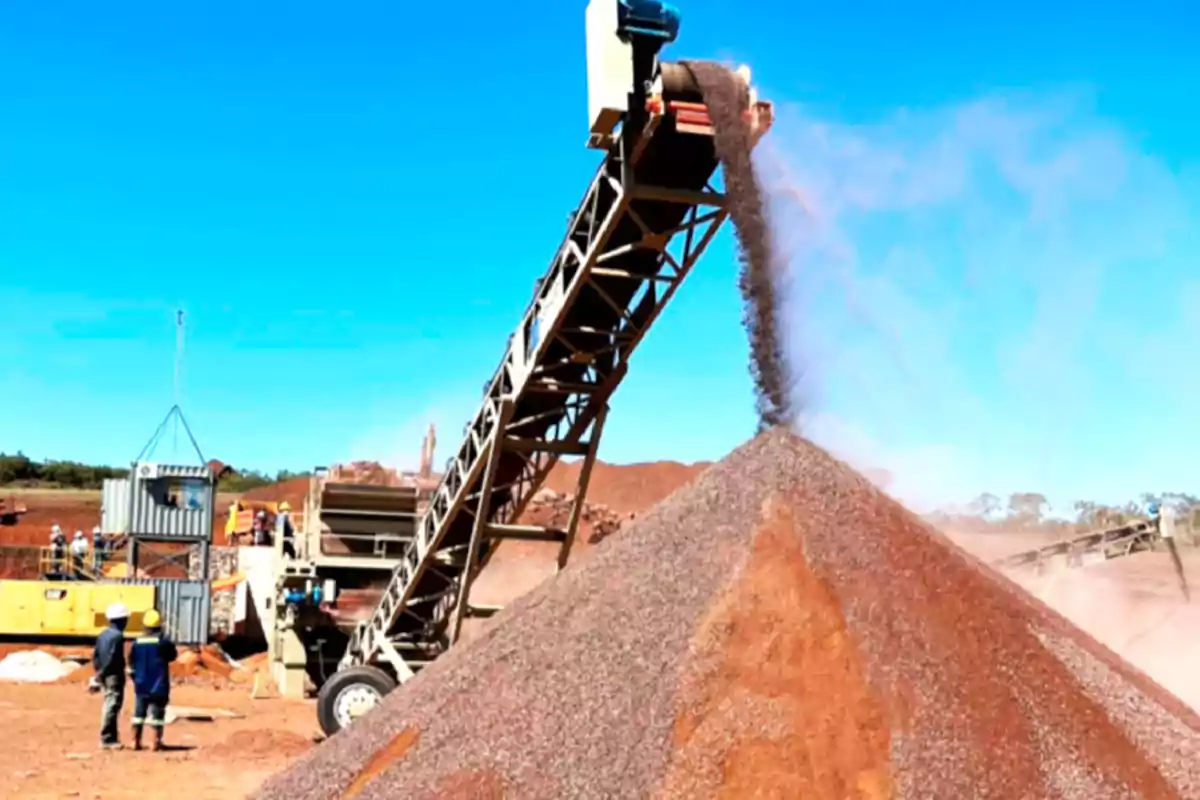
top-left (38, 543), bottom-right (125, 580)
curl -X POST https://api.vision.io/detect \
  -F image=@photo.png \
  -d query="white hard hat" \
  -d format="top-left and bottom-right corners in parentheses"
top-left (52, 524), bottom-right (61, 533)
top-left (105, 603), bottom-right (129, 621)
top-left (74, 530), bottom-right (84, 539)
top-left (93, 525), bottom-right (101, 534)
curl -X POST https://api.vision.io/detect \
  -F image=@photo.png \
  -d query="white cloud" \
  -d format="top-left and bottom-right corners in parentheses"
top-left (759, 88), bottom-right (1198, 508)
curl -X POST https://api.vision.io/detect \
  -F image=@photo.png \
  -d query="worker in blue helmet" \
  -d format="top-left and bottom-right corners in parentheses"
top-left (128, 609), bottom-right (178, 751)
top-left (1148, 502), bottom-right (1161, 520)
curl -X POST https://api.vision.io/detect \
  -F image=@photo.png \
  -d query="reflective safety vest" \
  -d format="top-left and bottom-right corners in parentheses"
top-left (129, 633), bottom-right (178, 699)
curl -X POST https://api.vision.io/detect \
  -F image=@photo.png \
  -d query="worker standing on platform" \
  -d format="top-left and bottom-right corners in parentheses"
top-left (129, 609), bottom-right (177, 752)
top-left (277, 501), bottom-right (296, 558)
top-left (91, 525), bottom-right (105, 563)
top-left (70, 530), bottom-right (89, 578)
top-left (49, 524), bottom-right (66, 574)
top-left (90, 603), bottom-right (129, 750)
top-left (252, 509), bottom-right (270, 546)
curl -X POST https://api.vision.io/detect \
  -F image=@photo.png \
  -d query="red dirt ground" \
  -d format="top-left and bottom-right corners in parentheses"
top-left (0, 492), bottom-right (101, 547)
top-left (0, 680), bottom-right (318, 799)
top-left (0, 546), bottom-right (42, 579)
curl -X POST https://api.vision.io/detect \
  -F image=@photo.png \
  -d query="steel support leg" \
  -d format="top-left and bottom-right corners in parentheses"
top-left (449, 399), bottom-right (515, 645)
top-left (557, 404), bottom-right (609, 572)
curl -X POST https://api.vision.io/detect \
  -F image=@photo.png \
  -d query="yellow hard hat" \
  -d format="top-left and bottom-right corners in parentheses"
top-left (279, 501), bottom-right (292, 511)
top-left (143, 610), bottom-right (162, 628)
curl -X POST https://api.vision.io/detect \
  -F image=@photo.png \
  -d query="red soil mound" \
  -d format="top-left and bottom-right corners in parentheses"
top-left (254, 428), bottom-right (1200, 799)
top-left (543, 459), bottom-right (709, 515)
top-left (239, 457), bottom-right (710, 520)
top-left (241, 477), bottom-right (309, 508)
top-left (485, 459), bottom-right (707, 580)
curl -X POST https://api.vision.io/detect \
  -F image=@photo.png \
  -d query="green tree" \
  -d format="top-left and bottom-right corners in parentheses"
top-left (1007, 492), bottom-right (1048, 526)
top-left (967, 492), bottom-right (1003, 520)
top-left (218, 470), bottom-right (275, 492)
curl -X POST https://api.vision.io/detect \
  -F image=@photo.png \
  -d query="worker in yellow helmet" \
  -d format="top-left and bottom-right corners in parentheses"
top-left (225, 500), bottom-right (242, 543)
top-left (128, 609), bottom-right (177, 751)
top-left (277, 501), bottom-right (297, 558)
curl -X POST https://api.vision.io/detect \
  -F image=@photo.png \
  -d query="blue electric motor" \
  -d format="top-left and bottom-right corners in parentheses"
top-left (283, 584), bottom-right (324, 606)
top-left (617, 0), bottom-right (681, 44)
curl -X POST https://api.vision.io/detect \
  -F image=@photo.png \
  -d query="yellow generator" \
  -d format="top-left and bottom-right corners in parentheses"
top-left (0, 581), bottom-right (156, 638)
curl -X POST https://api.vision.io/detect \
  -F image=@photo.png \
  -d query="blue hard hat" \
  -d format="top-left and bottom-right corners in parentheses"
top-left (1148, 502), bottom-right (1160, 515)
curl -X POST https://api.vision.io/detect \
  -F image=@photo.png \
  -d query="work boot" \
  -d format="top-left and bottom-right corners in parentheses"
top-left (152, 728), bottom-right (164, 752)
top-left (132, 724), bottom-right (143, 751)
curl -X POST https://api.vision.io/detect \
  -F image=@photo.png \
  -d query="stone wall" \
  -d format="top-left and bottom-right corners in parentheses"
top-left (207, 546), bottom-right (241, 636)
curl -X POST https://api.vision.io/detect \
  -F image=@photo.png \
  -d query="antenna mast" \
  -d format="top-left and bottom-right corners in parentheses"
top-left (173, 309), bottom-right (185, 456)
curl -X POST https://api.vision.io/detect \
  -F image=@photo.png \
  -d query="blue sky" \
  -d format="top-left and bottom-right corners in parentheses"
top-left (1, 1), bottom-right (1196, 511)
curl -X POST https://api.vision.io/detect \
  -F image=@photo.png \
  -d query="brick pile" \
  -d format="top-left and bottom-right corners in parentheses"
top-left (523, 488), bottom-right (627, 546)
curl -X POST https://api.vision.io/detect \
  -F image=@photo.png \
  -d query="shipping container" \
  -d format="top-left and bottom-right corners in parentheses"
top-left (101, 478), bottom-right (131, 535)
top-left (120, 578), bottom-right (212, 644)
top-left (0, 580), bottom-right (156, 638)
top-left (106, 461), bottom-right (215, 541)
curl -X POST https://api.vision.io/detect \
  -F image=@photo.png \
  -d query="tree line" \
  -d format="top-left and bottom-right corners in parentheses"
top-left (931, 491), bottom-right (1200, 532)
top-left (0, 451), bottom-right (310, 492)
top-left (0, 452), bottom-right (129, 489)
top-left (216, 469), bottom-right (311, 493)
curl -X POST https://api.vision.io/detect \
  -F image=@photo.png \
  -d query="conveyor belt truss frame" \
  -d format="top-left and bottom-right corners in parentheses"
top-left (344, 128), bottom-right (730, 674)
top-left (991, 519), bottom-right (1158, 571)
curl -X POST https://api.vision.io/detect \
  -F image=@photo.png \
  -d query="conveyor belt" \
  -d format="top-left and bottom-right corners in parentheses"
top-left (991, 520), bottom-right (1158, 571)
top-left (340, 75), bottom-right (742, 674)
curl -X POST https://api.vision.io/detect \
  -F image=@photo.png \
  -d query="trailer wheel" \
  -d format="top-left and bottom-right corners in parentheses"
top-left (316, 665), bottom-right (397, 736)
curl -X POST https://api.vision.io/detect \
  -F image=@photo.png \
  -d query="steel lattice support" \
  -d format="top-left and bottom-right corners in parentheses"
top-left (448, 399), bottom-right (515, 645)
top-left (555, 402), bottom-right (608, 572)
top-left (343, 116), bottom-right (729, 676)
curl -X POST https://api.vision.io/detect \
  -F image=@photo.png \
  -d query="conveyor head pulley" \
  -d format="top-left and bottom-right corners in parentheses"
top-left (616, 0), bottom-right (680, 44)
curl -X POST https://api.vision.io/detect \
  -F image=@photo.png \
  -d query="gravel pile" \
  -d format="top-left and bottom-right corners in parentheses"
top-left (255, 428), bottom-right (1200, 799)
top-left (0, 650), bottom-right (80, 683)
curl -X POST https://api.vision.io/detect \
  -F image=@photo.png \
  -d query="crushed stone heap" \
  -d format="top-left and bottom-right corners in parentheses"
top-left (257, 428), bottom-right (1200, 800)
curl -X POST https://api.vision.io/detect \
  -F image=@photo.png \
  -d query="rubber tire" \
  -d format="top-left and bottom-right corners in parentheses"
top-left (316, 665), bottom-right (398, 737)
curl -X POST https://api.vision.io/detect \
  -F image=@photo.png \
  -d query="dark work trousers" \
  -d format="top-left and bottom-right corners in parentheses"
top-left (100, 674), bottom-right (125, 746)
top-left (133, 694), bottom-right (167, 729)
